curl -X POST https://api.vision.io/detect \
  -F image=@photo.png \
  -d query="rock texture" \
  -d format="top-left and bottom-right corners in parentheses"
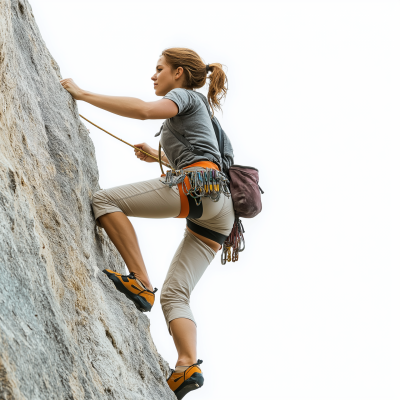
top-left (0, 1), bottom-right (175, 399)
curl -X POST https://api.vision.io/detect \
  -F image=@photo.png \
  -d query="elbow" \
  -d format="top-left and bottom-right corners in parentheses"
top-left (136, 105), bottom-right (152, 120)
top-left (136, 110), bottom-right (148, 120)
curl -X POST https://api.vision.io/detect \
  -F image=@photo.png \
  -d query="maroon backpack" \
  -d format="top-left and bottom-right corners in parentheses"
top-left (228, 165), bottom-right (263, 218)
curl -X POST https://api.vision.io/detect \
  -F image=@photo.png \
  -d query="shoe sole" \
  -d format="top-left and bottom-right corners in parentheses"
top-left (175, 373), bottom-right (204, 400)
top-left (103, 270), bottom-right (152, 312)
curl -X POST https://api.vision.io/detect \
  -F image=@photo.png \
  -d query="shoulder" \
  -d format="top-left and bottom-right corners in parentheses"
top-left (163, 89), bottom-right (202, 116)
top-left (164, 88), bottom-right (192, 104)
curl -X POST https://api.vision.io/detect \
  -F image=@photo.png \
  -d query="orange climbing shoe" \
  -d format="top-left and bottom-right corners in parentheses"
top-left (103, 269), bottom-right (157, 312)
top-left (167, 360), bottom-right (204, 400)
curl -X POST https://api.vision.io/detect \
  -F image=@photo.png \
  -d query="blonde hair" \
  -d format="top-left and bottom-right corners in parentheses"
top-left (161, 47), bottom-right (228, 114)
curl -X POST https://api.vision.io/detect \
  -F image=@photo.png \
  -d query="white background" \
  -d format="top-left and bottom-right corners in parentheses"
top-left (29, 1), bottom-right (400, 399)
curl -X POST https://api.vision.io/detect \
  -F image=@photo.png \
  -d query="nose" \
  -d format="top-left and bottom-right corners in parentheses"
top-left (151, 73), bottom-right (156, 81)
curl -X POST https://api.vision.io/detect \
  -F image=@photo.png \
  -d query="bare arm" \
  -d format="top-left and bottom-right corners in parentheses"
top-left (60, 78), bottom-right (178, 120)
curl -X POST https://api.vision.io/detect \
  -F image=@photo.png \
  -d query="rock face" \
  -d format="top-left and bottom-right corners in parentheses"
top-left (0, 1), bottom-right (175, 399)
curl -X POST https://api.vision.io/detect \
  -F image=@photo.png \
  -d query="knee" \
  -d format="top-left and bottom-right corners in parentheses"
top-left (91, 189), bottom-right (107, 211)
top-left (159, 286), bottom-right (171, 310)
top-left (160, 284), bottom-right (188, 311)
top-left (160, 289), bottom-right (172, 318)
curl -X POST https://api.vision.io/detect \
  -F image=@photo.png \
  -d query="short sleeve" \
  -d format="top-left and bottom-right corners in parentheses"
top-left (163, 88), bottom-right (193, 116)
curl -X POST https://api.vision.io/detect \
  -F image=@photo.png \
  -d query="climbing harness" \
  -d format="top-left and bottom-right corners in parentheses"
top-left (80, 114), bottom-right (259, 265)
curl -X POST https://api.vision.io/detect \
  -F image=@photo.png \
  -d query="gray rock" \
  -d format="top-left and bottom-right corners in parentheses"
top-left (0, 1), bottom-right (175, 399)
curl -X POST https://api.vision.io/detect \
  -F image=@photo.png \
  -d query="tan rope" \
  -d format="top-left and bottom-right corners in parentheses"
top-left (158, 142), bottom-right (165, 175)
top-left (79, 114), bottom-right (171, 169)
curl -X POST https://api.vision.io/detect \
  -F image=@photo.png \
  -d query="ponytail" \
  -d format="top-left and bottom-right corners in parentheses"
top-left (161, 48), bottom-right (228, 115)
top-left (207, 63), bottom-right (228, 115)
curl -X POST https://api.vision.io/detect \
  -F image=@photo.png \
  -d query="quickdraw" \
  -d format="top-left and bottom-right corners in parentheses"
top-left (221, 217), bottom-right (245, 265)
top-left (161, 168), bottom-right (231, 205)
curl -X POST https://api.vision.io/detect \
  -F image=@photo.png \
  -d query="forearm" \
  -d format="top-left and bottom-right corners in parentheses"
top-left (79, 91), bottom-right (149, 120)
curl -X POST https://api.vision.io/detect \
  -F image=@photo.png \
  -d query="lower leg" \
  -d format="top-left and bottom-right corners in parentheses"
top-left (162, 231), bottom-right (216, 368)
top-left (170, 318), bottom-right (197, 367)
top-left (98, 212), bottom-right (153, 291)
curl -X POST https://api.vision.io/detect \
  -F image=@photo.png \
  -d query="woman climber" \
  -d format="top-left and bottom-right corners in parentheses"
top-left (60, 47), bottom-right (235, 399)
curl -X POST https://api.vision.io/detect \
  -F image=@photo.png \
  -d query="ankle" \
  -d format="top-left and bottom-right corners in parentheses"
top-left (176, 358), bottom-right (197, 368)
top-left (138, 278), bottom-right (153, 292)
top-left (127, 271), bottom-right (153, 291)
top-left (174, 365), bottom-right (189, 374)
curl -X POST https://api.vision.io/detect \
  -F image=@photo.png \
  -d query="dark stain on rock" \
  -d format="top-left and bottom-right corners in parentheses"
top-left (18, 1), bottom-right (24, 15)
top-left (105, 328), bottom-right (118, 350)
top-left (8, 169), bottom-right (16, 193)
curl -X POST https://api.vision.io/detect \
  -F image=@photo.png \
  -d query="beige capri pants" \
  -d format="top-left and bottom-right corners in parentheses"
top-left (92, 169), bottom-right (235, 331)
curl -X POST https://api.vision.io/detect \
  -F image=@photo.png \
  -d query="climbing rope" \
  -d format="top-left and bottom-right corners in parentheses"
top-left (79, 114), bottom-right (171, 171)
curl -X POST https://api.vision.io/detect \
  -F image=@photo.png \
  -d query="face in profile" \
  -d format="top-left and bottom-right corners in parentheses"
top-left (152, 56), bottom-right (177, 96)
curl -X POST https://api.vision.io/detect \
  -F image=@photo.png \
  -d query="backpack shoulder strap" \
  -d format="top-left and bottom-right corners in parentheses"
top-left (211, 117), bottom-right (225, 159)
top-left (193, 92), bottom-right (225, 158)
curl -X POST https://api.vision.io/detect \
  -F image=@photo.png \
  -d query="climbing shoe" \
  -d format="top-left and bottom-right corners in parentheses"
top-left (103, 269), bottom-right (157, 312)
top-left (167, 360), bottom-right (204, 400)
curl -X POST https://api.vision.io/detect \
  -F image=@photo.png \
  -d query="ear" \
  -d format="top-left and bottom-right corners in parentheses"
top-left (175, 66), bottom-right (184, 80)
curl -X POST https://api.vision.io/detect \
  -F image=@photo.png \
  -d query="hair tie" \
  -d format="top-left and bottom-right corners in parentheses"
top-left (206, 64), bottom-right (210, 73)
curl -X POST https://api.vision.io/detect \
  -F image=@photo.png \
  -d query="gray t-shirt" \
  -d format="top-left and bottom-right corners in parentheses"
top-left (159, 88), bottom-right (222, 170)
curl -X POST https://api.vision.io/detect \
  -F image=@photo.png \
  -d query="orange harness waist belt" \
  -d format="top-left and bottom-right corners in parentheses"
top-left (176, 161), bottom-right (220, 218)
